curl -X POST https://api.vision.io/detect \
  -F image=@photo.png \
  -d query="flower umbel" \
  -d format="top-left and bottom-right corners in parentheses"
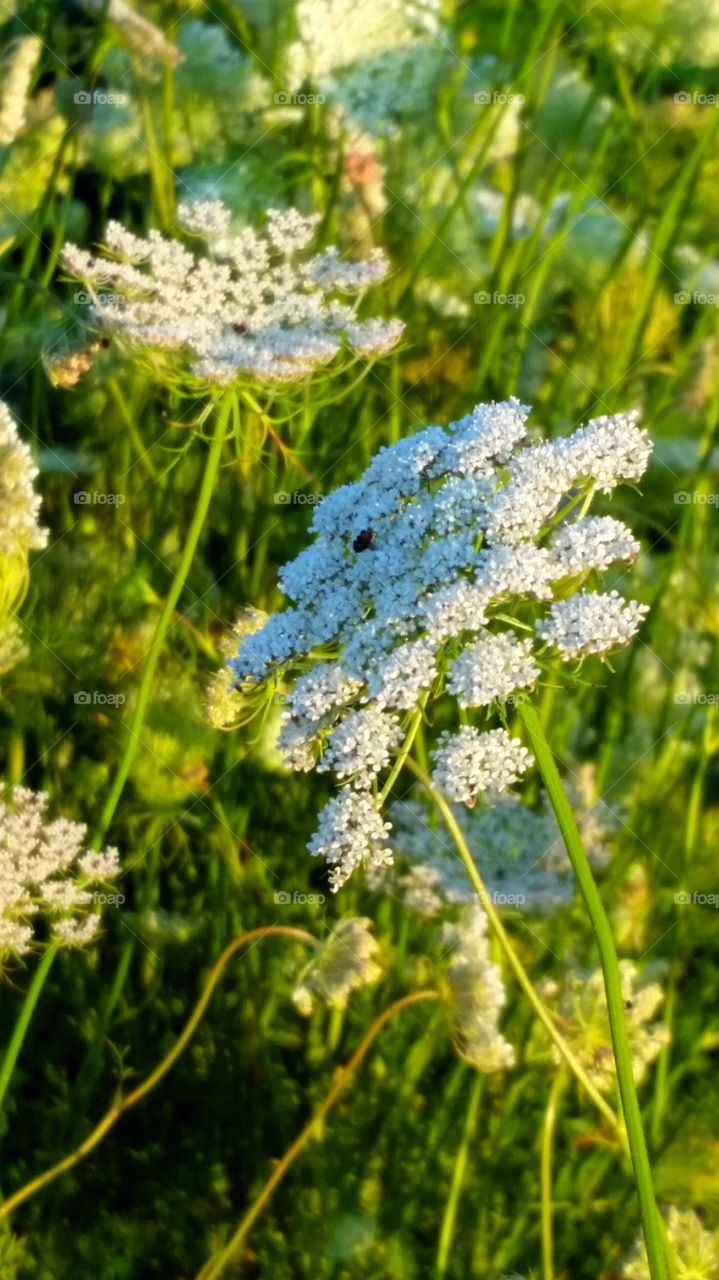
top-left (228, 399), bottom-right (650, 890)
top-left (63, 201), bottom-right (404, 388)
top-left (0, 787), bottom-right (121, 958)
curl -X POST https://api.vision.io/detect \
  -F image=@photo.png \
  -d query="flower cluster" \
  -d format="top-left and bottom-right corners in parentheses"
top-left (442, 904), bottom-right (515, 1073)
top-left (63, 201), bottom-right (404, 387)
top-left (286, 0), bottom-right (445, 135)
top-left (538, 961), bottom-right (669, 1091)
top-left (0, 401), bottom-right (47, 565)
top-left (0, 400), bottom-right (47, 671)
top-left (0, 787), bottom-right (121, 957)
top-left (622, 1207), bottom-right (719, 1280)
top-left (229, 399), bottom-right (650, 890)
top-left (292, 917), bottom-right (382, 1014)
top-left (0, 37), bottom-right (41, 147)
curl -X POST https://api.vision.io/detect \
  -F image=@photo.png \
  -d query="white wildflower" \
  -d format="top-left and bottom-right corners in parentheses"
top-left (622, 1206), bottom-right (719, 1280)
top-left (0, 401), bottom-right (47, 559)
top-left (228, 399), bottom-right (649, 885)
top-left (537, 590), bottom-right (648, 659)
top-left (292, 917), bottom-right (382, 1014)
top-left (446, 631), bottom-right (539, 708)
top-left (318, 707), bottom-right (403, 787)
top-left (308, 791), bottom-right (393, 892)
top-left (0, 38), bottom-right (41, 146)
top-left (431, 727), bottom-right (532, 807)
top-left (63, 202), bottom-right (403, 387)
top-left (542, 961), bottom-right (670, 1091)
top-left (286, 0), bottom-right (445, 135)
top-left (0, 787), bottom-right (120, 958)
top-left (550, 516), bottom-right (640, 575)
top-left (390, 794), bottom-right (579, 912)
top-left (442, 904), bottom-right (515, 1072)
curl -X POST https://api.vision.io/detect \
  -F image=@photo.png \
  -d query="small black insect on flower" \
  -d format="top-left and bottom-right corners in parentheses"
top-left (232, 322), bottom-right (249, 335)
top-left (353, 528), bottom-right (374, 553)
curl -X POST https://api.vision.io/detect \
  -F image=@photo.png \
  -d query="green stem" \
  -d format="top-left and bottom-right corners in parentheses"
top-left (0, 946), bottom-right (57, 1116)
top-left (541, 1069), bottom-right (567, 1280)
top-left (94, 392), bottom-right (234, 847)
top-left (407, 760), bottom-right (624, 1139)
top-left (517, 701), bottom-right (667, 1280)
top-left (436, 1072), bottom-right (483, 1278)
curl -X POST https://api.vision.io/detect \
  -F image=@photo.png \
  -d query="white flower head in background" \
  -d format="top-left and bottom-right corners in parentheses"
top-left (292, 916), bottom-right (382, 1014)
top-left (286, 0), bottom-right (445, 136)
top-left (229, 399), bottom-right (650, 891)
top-left (62, 201), bottom-right (404, 389)
top-left (0, 37), bottom-right (42, 147)
top-left (0, 400), bottom-right (48, 663)
top-left (540, 960), bottom-right (670, 1091)
top-left (0, 787), bottom-right (121, 958)
top-left (442, 904), bottom-right (515, 1073)
top-left (622, 1206), bottom-right (719, 1280)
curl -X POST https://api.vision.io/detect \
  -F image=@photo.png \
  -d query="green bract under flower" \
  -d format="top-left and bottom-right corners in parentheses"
top-left (229, 398), bottom-right (651, 890)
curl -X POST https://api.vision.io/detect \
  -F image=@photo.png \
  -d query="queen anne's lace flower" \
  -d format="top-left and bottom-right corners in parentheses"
top-left (308, 791), bottom-right (393, 891)
top-left (539, 961), bottom-right (669, 1091)
top-left (431, 727), bottom-right (532, 806)
top-left (229, 399), bottom-right (650, 888)
top-left (537, 590), bottom-right (648, 659)
top-left (0, 38), bottom-right (41, 146)
top-left (0, 787), bottom-right (120, 957)
top-left (292, 917), bottom-right (382, 1014)
top-left (442, 904), bottom-right (515, 1073)
top-left (550, 516), bottom-right (640, 575)
top-left (622, 1207), bottom-right (719, 1280)
top-left (286, 0), bottom-right (445, 136)
top-left (0, 401), bottom-right (47, 562)
top-left (63, 201), bottom-right (403, 387)
top-left (446, 632), bottom-right (539, 708)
